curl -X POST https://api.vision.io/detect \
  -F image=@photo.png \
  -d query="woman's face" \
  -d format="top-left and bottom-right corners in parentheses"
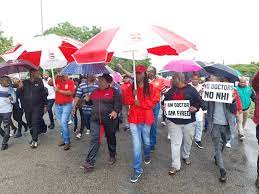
top-left (136, 72), bottom-right (145, 83)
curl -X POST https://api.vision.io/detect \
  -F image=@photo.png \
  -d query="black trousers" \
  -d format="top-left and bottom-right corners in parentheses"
top-left (47, 99), bottom-right (55, 125)
top-left (24, 106), bottom-right (43, 142)
top-left (13, 108), bottom-right (27, 133)
top-left (0, 112), bottom-right (12, 146)
top-left (86, 117), bottom-right (117, 165)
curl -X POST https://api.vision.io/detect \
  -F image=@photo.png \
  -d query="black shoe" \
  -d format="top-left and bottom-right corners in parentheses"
top-left (214, 156), bottom-right (218, 166)
top-left (195, 141), bottom-right (204, 149)
top-left (124, 126), bottom-right (130, 131)
top-left (255, 176), bottom-right (259, 188)
top-left (150, 146), bottom-right (155, 153)
top-left (1, 144), bottom-right (8, 151)
top-left (48, 124), bottom-right (55, 129)
top-left (219, 168), bottom-right (227, 182)
top-left (14, 133), bottom-right (22, 138)
top-left (24, 124), bottom-right (28, 132)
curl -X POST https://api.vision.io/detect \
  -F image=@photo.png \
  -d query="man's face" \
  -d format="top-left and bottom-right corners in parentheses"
top-left (136, 72), bottom-right (145, 83)
top-left (239, 79), bottom-right (247, 87)
top-left (147, 70), bottom-right (155, 79)
top-left (43, 73), bottom-right (49, 80)
top-left (32, 70), bottom-right (40, 79)
top-left (98, 77), bottom-right (109, 90)
top-left (192, 76), bottom-right (199, 86)
top-left (123, 77), bottom-right (130, 83)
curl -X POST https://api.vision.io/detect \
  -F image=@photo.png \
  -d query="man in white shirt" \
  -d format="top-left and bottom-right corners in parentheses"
top-left (43, 73), bottom-right (55, 129)
top-left (190, 75), bottom-right (206, 149)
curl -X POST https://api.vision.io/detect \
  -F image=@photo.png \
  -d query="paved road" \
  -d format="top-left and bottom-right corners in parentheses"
top-left (0, 116), bottom-right (258, 194)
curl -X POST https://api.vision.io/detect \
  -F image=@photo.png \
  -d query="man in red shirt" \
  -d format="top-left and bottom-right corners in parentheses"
top-left (49, 75), bottom-right (75, 150)
top-left (121, 75), bottom-right (132, 131)
top-left (147, 66), bottom-right (166, 152)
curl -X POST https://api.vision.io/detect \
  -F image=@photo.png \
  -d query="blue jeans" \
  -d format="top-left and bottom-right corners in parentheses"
top-left (83, 109), bottom-right (92, 130)
top-left (150, 102), bottom-right (160, 149)
top-left (55, 103), bottom-right (72, 144)
top-left (130, 123), bottom-right (151, 174)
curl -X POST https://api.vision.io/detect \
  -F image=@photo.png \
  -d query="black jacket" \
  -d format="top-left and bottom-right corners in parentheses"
top-left (18, 78), bottom-right (48, 109)
top-left (162, 85), bottom-right (206, 125)
top-left (88, 87), bottom-right (122, 122)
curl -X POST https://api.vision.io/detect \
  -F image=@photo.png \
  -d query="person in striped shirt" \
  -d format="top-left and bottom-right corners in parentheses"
top-left (72, 75), bottom-right (98, 138)
top-left (0, 76), bottom-right (16, 150)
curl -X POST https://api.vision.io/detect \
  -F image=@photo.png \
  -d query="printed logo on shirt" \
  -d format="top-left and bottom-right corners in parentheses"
top-left (35, 84), bottom-right (39, 87)
top-left (65, 84), bottom-right (68, 90)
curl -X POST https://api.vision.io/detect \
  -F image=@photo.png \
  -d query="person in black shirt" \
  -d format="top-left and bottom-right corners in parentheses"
top-left (18, 69), bottom-right (48, 148)
top-left (162, 73), bottom-right (205, 176)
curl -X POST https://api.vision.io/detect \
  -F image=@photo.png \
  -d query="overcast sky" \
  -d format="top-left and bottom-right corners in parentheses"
top-left (1, 0), bottom-right (259, 66)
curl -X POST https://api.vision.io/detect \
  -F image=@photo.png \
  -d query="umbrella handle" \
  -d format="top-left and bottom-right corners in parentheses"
top-left (132, 51), bottom-right (137, 100)
top-left (51, 68), bottom-right (56, 87)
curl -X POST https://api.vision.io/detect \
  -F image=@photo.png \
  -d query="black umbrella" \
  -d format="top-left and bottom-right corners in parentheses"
top-left (0, 60), bottom-right (37, 76)
top-left (204, 63), bottom-right (239, 82)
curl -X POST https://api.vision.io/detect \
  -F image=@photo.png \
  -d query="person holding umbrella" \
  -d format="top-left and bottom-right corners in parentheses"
top-left (162, 73), bottom-right (205, 176)
top-left (81, 74), bottom-right (122, 172)
top-left (49, 74), bottom-right (75, 151)
top-left (18, 69), bottom-right (48, 148)
top-left (123, 65), bottom-right (160, 183)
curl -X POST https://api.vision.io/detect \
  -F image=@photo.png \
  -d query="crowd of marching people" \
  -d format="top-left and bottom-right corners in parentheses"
top-left (0, 64), bottom-right (258, 185)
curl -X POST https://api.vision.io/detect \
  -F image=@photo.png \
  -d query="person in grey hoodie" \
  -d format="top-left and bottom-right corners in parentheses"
top-left (206, 75), bottom-right (237, 182)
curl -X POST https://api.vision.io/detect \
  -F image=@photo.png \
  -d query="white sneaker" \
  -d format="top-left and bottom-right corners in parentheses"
top-left (86, 129), bottom-right (90, 135)
top-left (68, 120), bottom-right (72, 125)
top-left (76, 133), bottom-right (82, 139)
top-left (161, 121), bottom-right (167, 126)
top-left (226, 142), bottom-right (231, 148)
top-left (167, 134), bottom-right (171, 140)
top-left (10, 129), bottom-right (14, 137)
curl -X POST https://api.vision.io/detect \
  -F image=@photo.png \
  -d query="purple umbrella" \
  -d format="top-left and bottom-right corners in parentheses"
top-left (164, 59), bottom-right (203, 72)
top-left (0, 60), bottom-right (37, 76)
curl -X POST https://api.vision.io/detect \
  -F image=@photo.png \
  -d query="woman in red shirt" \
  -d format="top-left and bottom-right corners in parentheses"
top-left (123, 65), bottom-right (159, 183)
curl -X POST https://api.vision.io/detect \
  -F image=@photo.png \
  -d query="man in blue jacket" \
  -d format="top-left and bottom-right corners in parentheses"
top-left (236, 77), bottom-right (256, 140)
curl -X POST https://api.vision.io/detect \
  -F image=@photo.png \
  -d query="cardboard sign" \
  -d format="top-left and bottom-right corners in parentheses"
top-left (164, 100), bottom-right (191, 119)
top-left (202, 82), bottom-right (234, 103)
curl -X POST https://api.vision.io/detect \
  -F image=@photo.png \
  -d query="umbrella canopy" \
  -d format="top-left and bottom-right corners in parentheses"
top-left (61, 62), bottom-right (111, 75)
top-left (0, 60), bottom-right (37, 76)
top-left (1, 34), bottom-right (83, 69)
top-left (164, 60), bottom-right (203, 72)
top-left (204, 63), bottom-right (239, 82)
top-left (196, 61), bottom-right (208, 67)
top-left (73, 25), bottom-right (196, 64)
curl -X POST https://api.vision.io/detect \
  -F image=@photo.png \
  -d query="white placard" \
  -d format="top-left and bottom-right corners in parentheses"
top-left (202, 82), bottom-right (234, 103)
top-left (164, 100), bottom-right (191, 119)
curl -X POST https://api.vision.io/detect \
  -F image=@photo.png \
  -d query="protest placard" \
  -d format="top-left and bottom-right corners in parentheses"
top-left (164, 100), bottom-right (191, 119)
top-left (202, 82), bottom-right (234, 103)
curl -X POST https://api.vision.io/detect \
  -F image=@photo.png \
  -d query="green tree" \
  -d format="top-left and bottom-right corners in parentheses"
top-left (229, 63), bottom-right (259, 77)
top-left (43, 22), bottom-right (101, 43)
top-left (0, 28), bottom-right (13, 62)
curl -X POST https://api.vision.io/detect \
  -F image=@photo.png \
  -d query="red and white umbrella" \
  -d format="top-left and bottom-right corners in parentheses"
top-left (2, 34), bottom-right (83, 70)
top-left (73, 25), bottom-right (196, 93)
top-left (73, 25), bottom-right (196, 64)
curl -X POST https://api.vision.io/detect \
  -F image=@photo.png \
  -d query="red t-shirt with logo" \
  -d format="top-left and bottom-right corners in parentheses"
top-left (55, 78), bottom-right (75, 104)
